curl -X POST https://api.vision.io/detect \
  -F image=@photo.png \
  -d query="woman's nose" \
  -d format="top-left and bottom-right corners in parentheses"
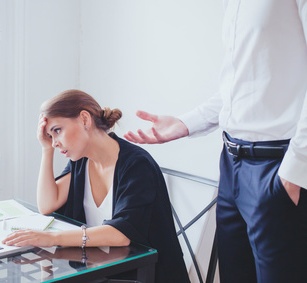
top-left (52, 138), bottom-right (59, 148)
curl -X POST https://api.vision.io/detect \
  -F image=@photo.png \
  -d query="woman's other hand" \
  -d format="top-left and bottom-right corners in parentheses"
top-left (37, 115), bottom-right (53, 150)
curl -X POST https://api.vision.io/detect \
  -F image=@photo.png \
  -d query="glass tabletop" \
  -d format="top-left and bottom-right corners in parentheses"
top-left (0, 201), bottom-right (157, 283)
top-left (0, 240), bottom-right (156, 282)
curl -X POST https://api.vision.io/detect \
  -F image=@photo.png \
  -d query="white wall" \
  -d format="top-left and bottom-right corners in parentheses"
top-left (0, 0), bottom-right (81, 202)
top-left (79, 0), bottom-right (224, 180)
top-left (0, 1), bottom-right (10, 198)
top-left (1, 0), bottom-right (224, 203)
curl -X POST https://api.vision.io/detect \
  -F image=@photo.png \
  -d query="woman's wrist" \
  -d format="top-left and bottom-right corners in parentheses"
top-left (42, 147), bottom-right (54, 154)
top-left (52, 231), bottom-right (62, 246)
top-left (81, 225), bottom-right (90, 248)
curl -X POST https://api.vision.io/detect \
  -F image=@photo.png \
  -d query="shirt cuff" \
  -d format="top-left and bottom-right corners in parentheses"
top-left (278, 147), bottom-right (307, 189)
top-left (178, 110), bottom-right (218, 137)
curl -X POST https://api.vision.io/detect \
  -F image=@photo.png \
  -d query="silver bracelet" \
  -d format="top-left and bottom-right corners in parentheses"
top-left (81, 225), bottom-right (89, 248)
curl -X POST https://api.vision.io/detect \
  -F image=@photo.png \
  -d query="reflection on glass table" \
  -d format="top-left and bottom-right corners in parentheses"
top-left (0, 202), bottom-right (157, 283)
top-left (0, 243), bottom-right (157, 283)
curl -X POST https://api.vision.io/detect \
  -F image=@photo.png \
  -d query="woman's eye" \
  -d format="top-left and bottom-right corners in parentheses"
top-left (54, 128), bottom-right (61, 134)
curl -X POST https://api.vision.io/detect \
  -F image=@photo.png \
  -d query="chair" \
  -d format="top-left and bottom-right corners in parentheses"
top-left (161, 167), bottom-right (219, 283)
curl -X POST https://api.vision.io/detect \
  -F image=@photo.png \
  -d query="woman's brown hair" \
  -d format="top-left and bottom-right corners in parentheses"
top-left (40, 89), bottom-right (122, 132)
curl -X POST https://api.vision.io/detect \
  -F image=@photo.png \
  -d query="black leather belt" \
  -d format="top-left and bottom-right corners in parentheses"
top-left (222, 132), bottom-right (289, 158)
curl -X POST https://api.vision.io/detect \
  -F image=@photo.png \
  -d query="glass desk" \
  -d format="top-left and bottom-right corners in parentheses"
top-left (0, 243), bottom-right (157, 283)
top-left (0, 203), bottom-right (158, 283)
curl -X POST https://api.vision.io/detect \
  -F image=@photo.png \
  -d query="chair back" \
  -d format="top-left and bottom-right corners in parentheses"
top-left (161, 167), bottom-right (218, 283)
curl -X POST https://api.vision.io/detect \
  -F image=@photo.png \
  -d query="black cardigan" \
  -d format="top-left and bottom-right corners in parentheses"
top-left (55, 133), bottom-right (190, 283)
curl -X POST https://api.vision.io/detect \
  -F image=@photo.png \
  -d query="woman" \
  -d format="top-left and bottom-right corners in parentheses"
top-left (3, 89), bottom-right (190, 283)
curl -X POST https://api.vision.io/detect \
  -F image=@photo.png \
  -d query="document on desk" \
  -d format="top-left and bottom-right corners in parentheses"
top-left (0, 199), bottom-right (54, 257)
top-left (0, 217), bottom-right (81, 258)
top-left (5, 214), bottom-right (55, 231)
top-left (0, 199), bottom-right (82, 257)
top-left (0, 199), bottom-right (35, 220)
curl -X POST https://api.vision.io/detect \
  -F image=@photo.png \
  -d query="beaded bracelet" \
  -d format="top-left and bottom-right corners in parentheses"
top-left (81, 225), bottom-right (89, 248)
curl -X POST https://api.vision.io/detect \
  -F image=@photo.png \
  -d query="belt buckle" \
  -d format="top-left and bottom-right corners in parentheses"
top-left (226, 140), bottom-right (239, 156)
top-left (223, 133), bottom-right (240, 156)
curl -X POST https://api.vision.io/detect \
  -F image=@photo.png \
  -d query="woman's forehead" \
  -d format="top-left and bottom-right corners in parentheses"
top-left (46, 117), bottom-right (75, 132)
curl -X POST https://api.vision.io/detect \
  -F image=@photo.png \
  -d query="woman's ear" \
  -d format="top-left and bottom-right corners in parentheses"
top-left (79, 110), bottom-right (92, 130)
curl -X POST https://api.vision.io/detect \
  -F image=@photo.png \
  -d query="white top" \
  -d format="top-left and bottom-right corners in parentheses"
top-left (83, 161), bottom-right (113, 227)
top-left (179, 0), bottom-right (307, 188)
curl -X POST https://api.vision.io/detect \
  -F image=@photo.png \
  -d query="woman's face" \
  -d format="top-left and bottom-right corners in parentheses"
top-left (46, 116), bottom-right (88, 161)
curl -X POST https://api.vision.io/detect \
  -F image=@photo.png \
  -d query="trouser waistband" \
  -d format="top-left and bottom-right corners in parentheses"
top-left (222, 132), bottom-right (289, 158)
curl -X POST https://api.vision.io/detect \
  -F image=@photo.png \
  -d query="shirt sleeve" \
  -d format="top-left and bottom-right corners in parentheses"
top-left (279, 0), bottom-right (307, 189)
top-left (177, 92), bottom-right (222, 137)
top-left (55, 160), bottom-right (72, 181)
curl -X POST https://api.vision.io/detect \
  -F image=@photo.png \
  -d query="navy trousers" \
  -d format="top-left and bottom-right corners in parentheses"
top-left (217, 134), bottom-right (307, 283)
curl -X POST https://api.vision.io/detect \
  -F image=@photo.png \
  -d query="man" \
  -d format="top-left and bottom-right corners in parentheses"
top-left (124, 1), bottom-right (307, 282)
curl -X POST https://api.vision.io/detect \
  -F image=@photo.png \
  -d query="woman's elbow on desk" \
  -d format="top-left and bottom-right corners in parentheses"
top-left (117, 235), bottom-right (131, 247)
top-left (37, 205), bottom-right (57, 215)
top-left (37, 198), bottom-right (66, 215)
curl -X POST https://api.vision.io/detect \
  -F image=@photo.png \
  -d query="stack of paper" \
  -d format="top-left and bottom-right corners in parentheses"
top-left (0, 199), bottom-right (35, 220)
top-left (0, 199), bottom-right (55, 258)
top-left (5, 214), bottom-right (54, 231)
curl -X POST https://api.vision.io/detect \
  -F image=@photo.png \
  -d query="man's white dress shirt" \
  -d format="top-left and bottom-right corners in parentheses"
top-left (179, 0), bottom-right (307, 188)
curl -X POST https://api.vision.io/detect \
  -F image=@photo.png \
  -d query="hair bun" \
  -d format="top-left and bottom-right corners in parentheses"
top-left (101, 107), bottom-right (122, 129)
